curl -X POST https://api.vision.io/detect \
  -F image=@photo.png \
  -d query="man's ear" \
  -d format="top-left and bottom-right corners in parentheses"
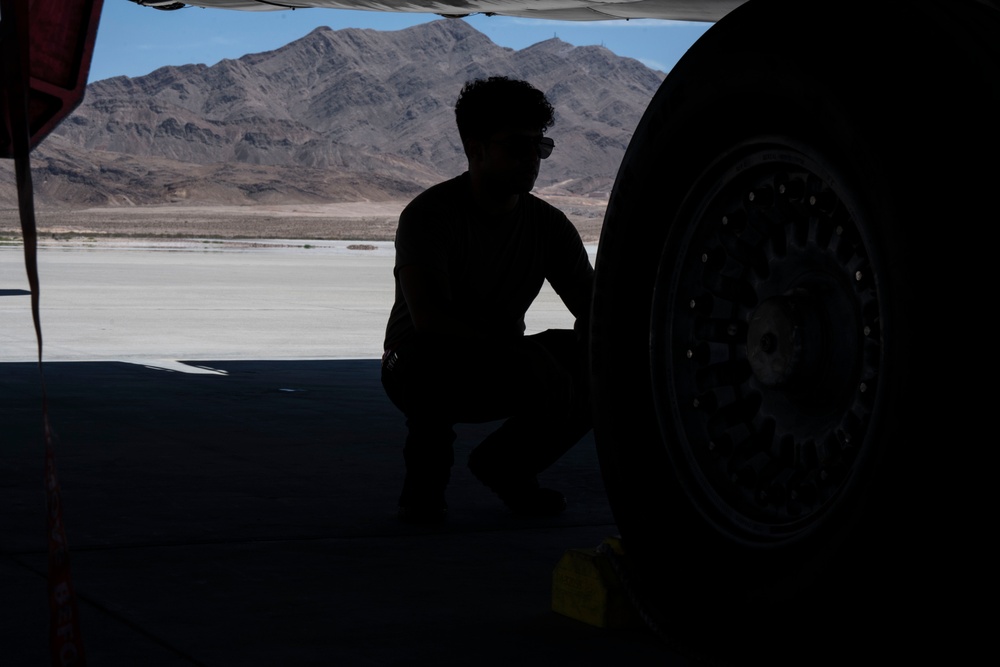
top-left (464, 137), bottom-right (485, 163)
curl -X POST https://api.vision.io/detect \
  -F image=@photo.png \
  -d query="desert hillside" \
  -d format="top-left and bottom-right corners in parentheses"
top-left (0, 18), bottom-right (661, 237)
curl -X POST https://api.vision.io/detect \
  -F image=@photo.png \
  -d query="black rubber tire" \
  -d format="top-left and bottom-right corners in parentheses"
top-left (591, 0), bottom-right (998, 662)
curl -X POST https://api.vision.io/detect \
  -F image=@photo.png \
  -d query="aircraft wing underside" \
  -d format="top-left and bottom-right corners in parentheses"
top-left (134, 0), bottom-right (745, 23)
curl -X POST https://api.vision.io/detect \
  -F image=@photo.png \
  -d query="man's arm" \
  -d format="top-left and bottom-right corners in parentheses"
top-left (559, 271), bottom-right (593, 340)
top-left (546, 214), bottom-right (594, 332)
top-left (557, 271), bottom-right (593, 323)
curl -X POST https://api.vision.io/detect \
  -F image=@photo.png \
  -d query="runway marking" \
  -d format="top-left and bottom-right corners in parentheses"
top-left (131, 359), bottom-right (229, 375)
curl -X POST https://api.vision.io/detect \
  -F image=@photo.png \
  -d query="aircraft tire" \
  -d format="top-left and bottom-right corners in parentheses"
top-left (590, 0), bottom-right (998, 662)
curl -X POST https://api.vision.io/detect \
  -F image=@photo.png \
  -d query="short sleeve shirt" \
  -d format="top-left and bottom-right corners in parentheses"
top-left (383, 172), bottom-right (593, 352)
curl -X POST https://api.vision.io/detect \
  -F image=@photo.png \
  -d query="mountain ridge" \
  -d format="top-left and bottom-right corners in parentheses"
top-left (1, 19), bottom-right (663, 208)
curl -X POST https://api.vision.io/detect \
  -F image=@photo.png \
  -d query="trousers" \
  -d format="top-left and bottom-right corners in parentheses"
top-left (381, 329), bottom-right (592, 492)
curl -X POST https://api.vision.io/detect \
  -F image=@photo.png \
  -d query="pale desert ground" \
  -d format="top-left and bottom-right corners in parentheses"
top-left (0, 194), bottom-right (607, 244)
top-left (0, 197), bottom-right (600, 363)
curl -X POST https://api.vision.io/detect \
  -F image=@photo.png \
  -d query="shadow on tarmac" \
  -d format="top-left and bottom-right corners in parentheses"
top-left (1, 359), bottom-right (686, 665)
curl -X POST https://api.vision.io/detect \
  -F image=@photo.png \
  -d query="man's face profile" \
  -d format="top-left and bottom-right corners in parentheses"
top-left (471, 126), bottom-right (545, 195)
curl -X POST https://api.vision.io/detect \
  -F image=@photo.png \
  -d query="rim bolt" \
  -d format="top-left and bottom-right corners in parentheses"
top-left (727, 324), bottom-right (738, 337)
top-left (708, 441), bottom-right (716, 451)
top-left (863, 325), bottom-right (871, 336)
top-left (855, 270), bottom-right (863, 281)
top-left (836, 225), bottom-right (844, 235)
top-left (859, 382), bottom-right (868, 393)
top-left (779, 184), bottom-right (786, 194)
top-left (809, 195), bottom-right (817, 206)
top-left (748, 191), bottom-right (755, 202)
top-left (820, 470), bottom-right (828, 482)
top-left (722, 215), bottom-right (729, 225)
top-left (689, 299), bottom-right (697, 309)
top-left (693, 398), bottom-right (700, 408)
top-left (701, 253), bottom-right (709, 263)
top-left (686, 349), bottom-right (694, 359)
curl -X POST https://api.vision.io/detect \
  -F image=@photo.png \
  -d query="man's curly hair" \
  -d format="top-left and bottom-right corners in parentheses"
top-left (455, 77), bottom-right (555, 148)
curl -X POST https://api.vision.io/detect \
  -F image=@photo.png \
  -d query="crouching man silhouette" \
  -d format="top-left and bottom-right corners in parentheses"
top-left (381, 76), bottom-right (593, 522)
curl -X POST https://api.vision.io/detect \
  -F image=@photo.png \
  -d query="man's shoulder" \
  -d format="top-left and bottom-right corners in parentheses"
top-left (403, 173), bottom-right (470, 215)
top-left (527, 192), bottom-right (565, 217)
top-left (522, 192), bottom-right (573, 228)
top-left (395, 174), bottom-right (471, 254)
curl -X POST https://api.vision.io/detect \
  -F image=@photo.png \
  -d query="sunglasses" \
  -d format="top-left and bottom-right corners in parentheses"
top-left (490, 136), bottom-right (555, 160)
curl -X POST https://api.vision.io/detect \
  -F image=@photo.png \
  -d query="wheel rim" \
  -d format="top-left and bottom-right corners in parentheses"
top-left (651, 140), bottom-right (886, 546)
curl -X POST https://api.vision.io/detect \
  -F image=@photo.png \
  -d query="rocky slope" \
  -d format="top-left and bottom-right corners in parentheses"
top-left (1, 19), bottom-right (663, 208)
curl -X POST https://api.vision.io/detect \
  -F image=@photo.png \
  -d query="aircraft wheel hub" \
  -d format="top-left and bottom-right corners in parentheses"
top-left (651, 141), bottom-right (886, 542)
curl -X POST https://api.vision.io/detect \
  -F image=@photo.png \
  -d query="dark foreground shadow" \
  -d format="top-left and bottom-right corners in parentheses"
top-left (1, 360), bottom-right (681, 666)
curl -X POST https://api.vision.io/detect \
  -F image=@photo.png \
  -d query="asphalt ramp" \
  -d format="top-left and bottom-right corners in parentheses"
top-left (1, 359), bottom-right (686, 665)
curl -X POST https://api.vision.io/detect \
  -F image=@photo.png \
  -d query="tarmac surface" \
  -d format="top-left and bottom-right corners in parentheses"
top-left (1, 242), bottom-right (690, 665)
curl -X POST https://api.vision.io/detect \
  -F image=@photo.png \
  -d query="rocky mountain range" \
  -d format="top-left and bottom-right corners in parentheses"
top-left (1, 19), bottom-right (663, 208)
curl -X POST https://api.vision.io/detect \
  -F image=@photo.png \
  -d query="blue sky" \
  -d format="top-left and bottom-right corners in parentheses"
top-left (89, 2), bottom-right (713, 83)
